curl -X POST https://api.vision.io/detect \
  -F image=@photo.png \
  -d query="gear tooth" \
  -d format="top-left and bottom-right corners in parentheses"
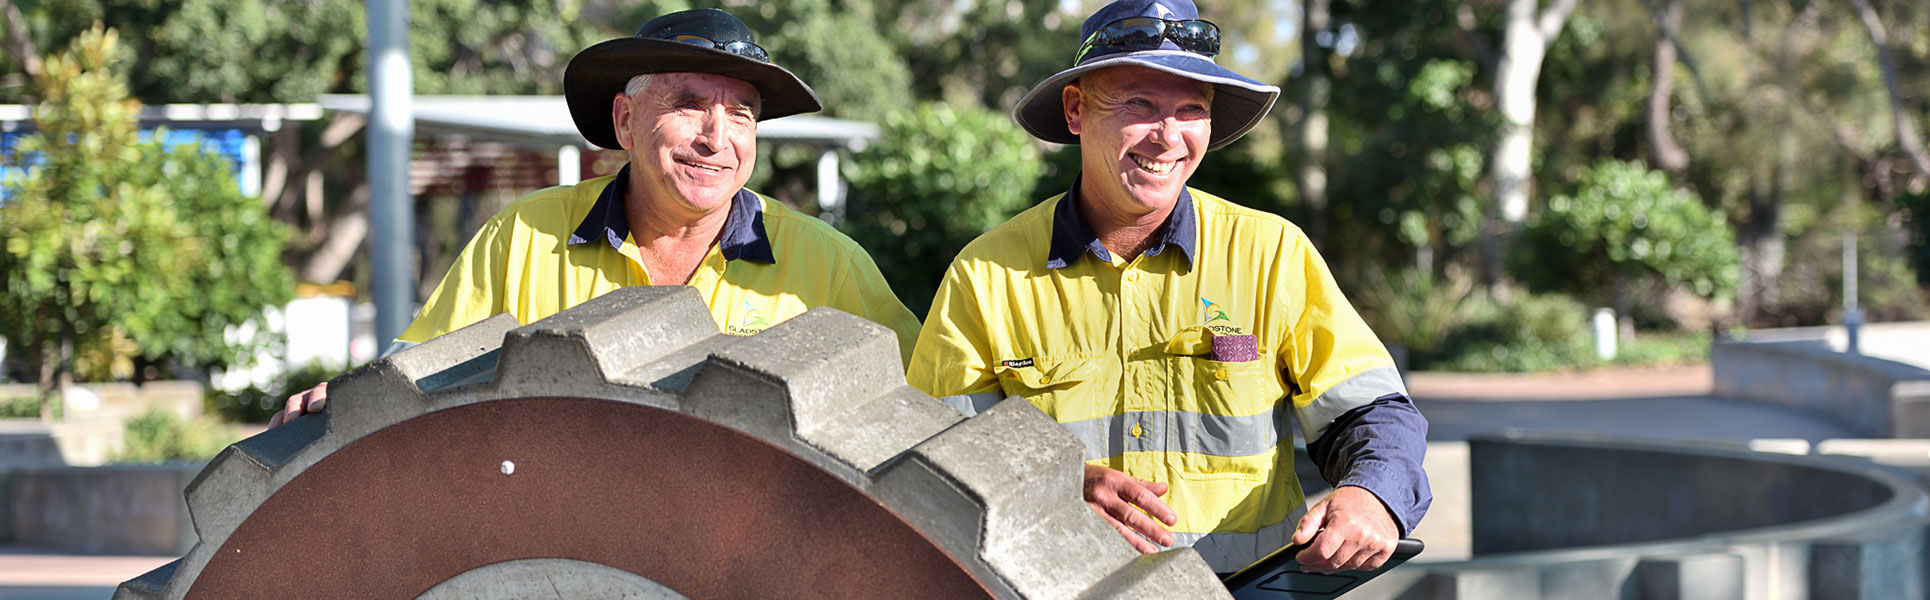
top-left (326, 314), bottom-right (518, 440)
top-left (1075, 550), bottom-right (1231, 600)
top-left (495, 286), bottom-right (716, 399)
top-left (873, 398), bottom-right (1138, 599)
top-left (111, 559), bottom-right (178, 600)
top-left (183, 445), bottom-right (274, 548)
top-left (682, 307), bottom-right (934, 472)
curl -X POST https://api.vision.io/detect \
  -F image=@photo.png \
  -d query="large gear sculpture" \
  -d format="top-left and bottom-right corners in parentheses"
top-left (114, 286), bottom-right (1231, 599)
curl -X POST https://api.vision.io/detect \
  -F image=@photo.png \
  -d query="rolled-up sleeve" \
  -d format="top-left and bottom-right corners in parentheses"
top-left (1306, 395), bottom-right (1431, 537)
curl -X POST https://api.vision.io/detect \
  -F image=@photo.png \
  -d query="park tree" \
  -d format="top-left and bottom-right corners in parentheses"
top-left (841, 103), bottom-right (1043, 316)
top-left (0, 26), bottom-right (293, 397)
top-left (1513, 160), bottom-right (1739, 329)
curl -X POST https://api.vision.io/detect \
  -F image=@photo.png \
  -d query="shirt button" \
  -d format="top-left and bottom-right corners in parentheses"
top-left (1127, 272), bottom-right (1139, 282)
top-left (1131, 423), bottom-right (1143, 438)
top-left (1039, 375), bottom-right (1051, 384)
top-left (1215, 368), bottom-right (1229, 379)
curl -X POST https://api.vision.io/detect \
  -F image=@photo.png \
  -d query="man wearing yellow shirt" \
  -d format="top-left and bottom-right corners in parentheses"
top-left (274, 9), bottom-right (919, 425)
top-left (907, 0), bottom-right (1429, 576)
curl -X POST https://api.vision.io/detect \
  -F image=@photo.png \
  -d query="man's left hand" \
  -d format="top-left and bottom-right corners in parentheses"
top-left (1290, 485), bottom-right (1399, 573)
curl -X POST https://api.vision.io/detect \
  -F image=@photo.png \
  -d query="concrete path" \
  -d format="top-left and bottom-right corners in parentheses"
top-left (0, 363), bottom-right (1873, 597)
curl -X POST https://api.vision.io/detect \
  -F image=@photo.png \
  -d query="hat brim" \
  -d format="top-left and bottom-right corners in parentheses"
top-left (564, 38), bottom-right (823, 149)
top-left (1013, 51), bottom-right (1280, 151)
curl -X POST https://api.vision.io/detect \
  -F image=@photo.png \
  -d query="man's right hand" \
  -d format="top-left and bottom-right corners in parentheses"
top-left (1083, 464), bottom-right (1178, 553)
top-left (267, 381), bottom-right (328, 428)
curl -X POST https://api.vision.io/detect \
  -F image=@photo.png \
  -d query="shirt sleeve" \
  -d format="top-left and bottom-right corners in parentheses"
top-left (906, 260), bottom-right (1002, 399)
top-left (397, 213), bottom-right (512, 344)
top-left (1275, 228), bottom-right (1431, 536)
top-left (827, 241), bottom-right (924, 366)
top-left (1305, 395), bottom-right (1432, 537)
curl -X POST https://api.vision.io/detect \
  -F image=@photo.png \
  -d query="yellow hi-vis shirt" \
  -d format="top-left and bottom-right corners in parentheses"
top-left (400, 166), bottom-right (921, 362)
top-left (907, 187), bottom-right (1404, 572)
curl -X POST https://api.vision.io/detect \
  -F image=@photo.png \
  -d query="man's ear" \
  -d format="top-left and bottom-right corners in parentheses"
top-left (1062, 82), bottom-right (1084, 136)
top-left (610, 93), bottom-right (635, 150)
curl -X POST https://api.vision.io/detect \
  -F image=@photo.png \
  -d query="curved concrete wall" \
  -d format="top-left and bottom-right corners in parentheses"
top-left (1354, 434), bottom-right (1930, 600)
top-left (1712, 340), bottom-right (1930, 437)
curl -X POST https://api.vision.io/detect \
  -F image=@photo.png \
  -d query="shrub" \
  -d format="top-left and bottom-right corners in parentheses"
top-left (115, 408), bottom-right (236, 463)
top-left (206, 360), bottom-right (338, 423)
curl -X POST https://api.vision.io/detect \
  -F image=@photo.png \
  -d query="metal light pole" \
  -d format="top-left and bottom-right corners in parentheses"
top-left (367, 0), bottom-right (414, 344)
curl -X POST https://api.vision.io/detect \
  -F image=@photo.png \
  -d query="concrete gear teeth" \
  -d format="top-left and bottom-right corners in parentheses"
top-left (115, 286), bottom-right (1231, 599)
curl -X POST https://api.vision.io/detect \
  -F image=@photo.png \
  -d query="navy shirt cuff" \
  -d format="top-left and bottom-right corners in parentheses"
top-left (1306, 395), bottom-right (1432, 538)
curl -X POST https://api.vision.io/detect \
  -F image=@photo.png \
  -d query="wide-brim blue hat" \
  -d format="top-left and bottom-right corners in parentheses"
top-left (564, 8), bottom-right (822, 150)
top-left (1014, 0), bottom-right (1279, 151)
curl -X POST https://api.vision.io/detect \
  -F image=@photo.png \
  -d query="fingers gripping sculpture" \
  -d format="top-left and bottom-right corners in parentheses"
top-left (114, 287), bottom-right (1231, 599)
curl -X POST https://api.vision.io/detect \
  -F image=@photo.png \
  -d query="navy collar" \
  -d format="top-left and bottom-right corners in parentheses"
top-left (1045, 175), bottom-right (1197, 270)
top-left (567, 164), bottom-right (776, 264)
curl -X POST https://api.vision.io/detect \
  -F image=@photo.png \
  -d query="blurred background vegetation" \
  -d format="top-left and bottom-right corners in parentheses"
top-left (1, 0), bottom-right (1927, 431)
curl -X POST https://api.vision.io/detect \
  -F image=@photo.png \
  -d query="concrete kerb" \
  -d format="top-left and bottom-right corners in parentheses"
top-left (1357, 432), bottom-right (1930, 600)
top-left (1713, 339), bottom-right (1930, 437)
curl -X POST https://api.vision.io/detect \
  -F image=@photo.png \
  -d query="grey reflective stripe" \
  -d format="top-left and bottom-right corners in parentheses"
top-left (381, 339), bottom-right (418, 358)
top-left (935, 393), bottom-right (1007, 417)
top-left (1166, 509), bottom-right (1302, 573)
top-left (1295, 367), bottom-right (1406, 443)
top-left (1058, 406), bottom-right (1289, 462)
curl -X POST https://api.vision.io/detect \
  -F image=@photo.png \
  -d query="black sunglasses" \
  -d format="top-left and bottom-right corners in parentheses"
top-left (663, 34), bottom-right (770, 63)
top-left (1075, 17), bottom-right (1220, 64)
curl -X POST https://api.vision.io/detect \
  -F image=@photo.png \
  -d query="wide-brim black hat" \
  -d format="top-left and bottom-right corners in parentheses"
top-left (1013, 0), bottom-right (1279, 151)
top-left (564, 8), bottom-right (822, 150)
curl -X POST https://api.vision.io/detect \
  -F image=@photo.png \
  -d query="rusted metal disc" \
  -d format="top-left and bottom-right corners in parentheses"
top-left (185, 397), bottom-right (992, 599)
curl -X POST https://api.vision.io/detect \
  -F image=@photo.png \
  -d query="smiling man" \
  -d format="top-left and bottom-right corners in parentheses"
top-left (273, 9), bottom-right (919, 426)
top-left (907, 0), bottom-right (1430, 576)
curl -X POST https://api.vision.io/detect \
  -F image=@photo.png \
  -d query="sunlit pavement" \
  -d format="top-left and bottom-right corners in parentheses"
top-left (0, 363), bottom-right (1872, 597)
top-left (0, 547), bottom-right (170, 599)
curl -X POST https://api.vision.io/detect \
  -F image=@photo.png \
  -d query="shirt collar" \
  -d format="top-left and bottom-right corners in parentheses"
top-left (1045, 175), bottom-right (1197, 270)
top-left (566, 164), bottom-right (776, 264)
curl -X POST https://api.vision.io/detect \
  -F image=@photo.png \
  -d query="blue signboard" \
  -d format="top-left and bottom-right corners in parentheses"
top-left (1, 128), bottom-right (251, 203)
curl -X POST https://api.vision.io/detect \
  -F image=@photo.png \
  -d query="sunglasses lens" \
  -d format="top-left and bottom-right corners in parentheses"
top-left (1173, 21), bottom-right (1220, 55)
top-left (667, 34), bottom-right (715, 47)
top-left (724, 41), bottom-right (770, 63)
top-left (1106, 18), bottom-right (1166, 47)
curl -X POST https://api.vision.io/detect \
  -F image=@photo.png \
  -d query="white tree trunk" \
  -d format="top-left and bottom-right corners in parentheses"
top-left (1483, 0), bottom-right (1578, 282)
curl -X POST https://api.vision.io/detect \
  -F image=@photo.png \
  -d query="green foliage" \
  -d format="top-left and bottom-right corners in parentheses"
top-left (841, 103), bottom-right (1044, 316)
top-left (1515, 160), bottom-right (1740, 311)
top-left (1419, 291), bottom-right (1601, 373)
top-left (114, 408), bottom-right (236, 463)
top-left (0, 27), bottom-right (294, 388)
top-left (207, 361), bottom-right (337, 424)
top-left (1356, 270), bottom-right (1597, 372)
top-left (1611, 331), bottom-right (1709, 367)
top-left (2, 393), bottom-right (45, 418)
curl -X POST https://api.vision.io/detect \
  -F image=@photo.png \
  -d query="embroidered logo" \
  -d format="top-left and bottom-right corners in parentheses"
top-left (1200, 297), bottom-right (1244, 335)
top-left (726, 301), bottom-right (771, 336)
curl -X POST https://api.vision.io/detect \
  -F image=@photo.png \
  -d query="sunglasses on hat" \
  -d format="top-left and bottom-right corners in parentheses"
top-left (1074, 17), bottom-right (1220, 64)
top-left (663, 33), bottom-right (770, 63)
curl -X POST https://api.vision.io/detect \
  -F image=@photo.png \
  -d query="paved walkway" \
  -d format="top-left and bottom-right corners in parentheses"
top-left (0, 363), bottom-right (1872, 597)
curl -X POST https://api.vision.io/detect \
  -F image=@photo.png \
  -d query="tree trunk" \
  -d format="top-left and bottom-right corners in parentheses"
top-left (1646, 0), bottom-right (1689, 172)
top-left (1482, 0), bottom-right (1579, 284)
top-left (1848, 0), bottom-right (1930, 185)
top-left (1292, 0), bottom-right (1332, 244)
top-left (0, 0), bottom-right (40, 80)
top-left (299, 183), bottom-right (371, 284)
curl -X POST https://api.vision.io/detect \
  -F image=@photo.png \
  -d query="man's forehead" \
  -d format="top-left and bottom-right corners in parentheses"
top-left (651, 72), bottom-right (761, 103)
top-left (1080, 66), bottom-right (1212, 99)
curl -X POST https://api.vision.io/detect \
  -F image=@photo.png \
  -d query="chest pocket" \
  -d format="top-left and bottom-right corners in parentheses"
top-left (995, 357), bottom-right (1105, 422)
top-left (1163, 327), bottom-right (1288, 480)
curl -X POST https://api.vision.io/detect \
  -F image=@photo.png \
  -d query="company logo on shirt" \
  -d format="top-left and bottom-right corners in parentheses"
top-left (727, 301), bottom-right (771, 336)
top-left (1201, 297), bottom-right (1244, 335)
